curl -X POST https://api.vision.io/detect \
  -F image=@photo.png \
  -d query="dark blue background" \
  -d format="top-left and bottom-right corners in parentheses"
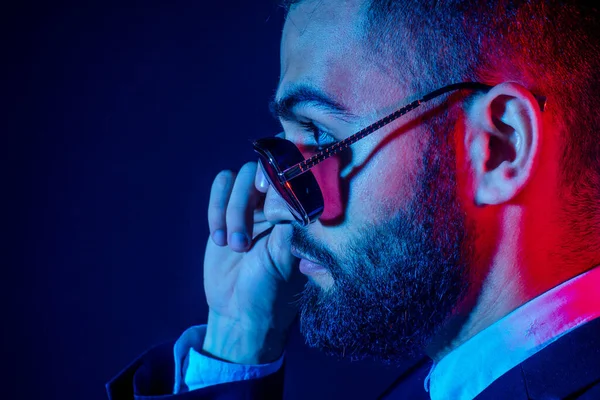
top-left (8, 2), bottom-right (416, 399)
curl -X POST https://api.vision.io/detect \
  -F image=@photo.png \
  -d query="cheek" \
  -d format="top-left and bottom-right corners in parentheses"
top-left (317, 149), bottom-right (417, 225)
top-left (313, 155), bottom-right (345, 224)
top-left (360, 141), bottom-right (423, 214)
top-left (312, 132), bottom-right (427, 225)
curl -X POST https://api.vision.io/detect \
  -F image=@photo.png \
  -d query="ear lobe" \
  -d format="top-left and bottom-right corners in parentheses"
top-left (467, 82), bottom-right (543, 206)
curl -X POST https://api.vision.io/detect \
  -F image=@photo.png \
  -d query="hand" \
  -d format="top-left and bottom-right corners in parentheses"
top-left (202, 161), bottom-right (306, 364)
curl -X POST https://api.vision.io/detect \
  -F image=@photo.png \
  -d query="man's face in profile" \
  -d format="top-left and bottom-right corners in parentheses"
top-left (276, 0), bottom-right (476, 364)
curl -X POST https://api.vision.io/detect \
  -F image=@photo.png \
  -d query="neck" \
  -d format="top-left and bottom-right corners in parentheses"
top-left (426, 205), bottom-right (600, 362)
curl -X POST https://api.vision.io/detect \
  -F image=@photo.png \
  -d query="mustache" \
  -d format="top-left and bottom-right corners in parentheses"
top-left (290, 225), bottom-right (341, 274)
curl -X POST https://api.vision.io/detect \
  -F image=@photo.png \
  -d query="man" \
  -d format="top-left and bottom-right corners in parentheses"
top-left (107, 0), bottom-right (600, 399)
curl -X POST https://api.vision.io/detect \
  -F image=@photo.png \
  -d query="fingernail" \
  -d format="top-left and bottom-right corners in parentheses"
top-left (256, 166), bottom-right (269, 191)
top-left (258, 175), bottom-right (269, 191)
top-left (213, 230), bottom-right (226, 246)
top-left (231, 232), bottom-right (249, 249)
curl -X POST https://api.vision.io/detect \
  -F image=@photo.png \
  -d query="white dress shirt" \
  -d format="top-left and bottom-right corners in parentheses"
top-left (173, 266), bottom-right (600, 398)
top-left (426, 265), bottom-right (600, 400)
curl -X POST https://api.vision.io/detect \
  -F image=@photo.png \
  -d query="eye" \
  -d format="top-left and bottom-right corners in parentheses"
top-left (298, 121), bottom-right (337, 149)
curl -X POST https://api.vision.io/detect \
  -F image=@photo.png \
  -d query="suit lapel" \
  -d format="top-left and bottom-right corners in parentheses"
top-left (377, 358), bottom-right (432, 400)
top-left (477, 317), bottom-right (600, 399)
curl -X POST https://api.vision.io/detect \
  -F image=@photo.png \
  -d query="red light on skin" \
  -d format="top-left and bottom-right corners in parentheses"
top-left (296, 141), bottom-right (345, 225)
top-left (312, 153), bottom-right (345, 224)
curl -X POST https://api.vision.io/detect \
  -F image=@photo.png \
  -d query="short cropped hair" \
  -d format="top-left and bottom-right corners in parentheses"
top-left (281, 0), bottom-right (600, 230)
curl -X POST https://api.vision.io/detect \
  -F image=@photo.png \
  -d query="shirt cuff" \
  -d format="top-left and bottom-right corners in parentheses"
top-left (173, 324), bottom-right (285, 394)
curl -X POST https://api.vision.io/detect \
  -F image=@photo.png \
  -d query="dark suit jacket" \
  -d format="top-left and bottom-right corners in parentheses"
top-left (106, 317), bottom-right (600, 400)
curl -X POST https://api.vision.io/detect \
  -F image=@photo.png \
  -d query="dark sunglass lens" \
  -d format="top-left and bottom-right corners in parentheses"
top-left (256, 158), bottom-right (304, 221)
top-left (253, 137), bottom-right (324, 225)
top-left (285, 167), bottom-right (324, 223)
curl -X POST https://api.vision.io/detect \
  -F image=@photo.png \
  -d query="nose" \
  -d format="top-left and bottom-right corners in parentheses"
top-left (264, 187), bottom-right (296, 224)
top-left (254, 161), bottom-right (295, 224)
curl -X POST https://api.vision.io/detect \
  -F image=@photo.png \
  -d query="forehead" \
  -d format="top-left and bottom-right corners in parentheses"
top-left (278, 0), bottom-right (403, 116)
top-left (280, 0), bottom-right (365, 69)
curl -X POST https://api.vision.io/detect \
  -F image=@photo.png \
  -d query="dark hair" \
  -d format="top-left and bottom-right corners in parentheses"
top-left (281, 0), bottom-right (600, 229)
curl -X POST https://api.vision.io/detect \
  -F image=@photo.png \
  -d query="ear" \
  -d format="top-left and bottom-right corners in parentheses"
top-left (465, 82), bottom-right (544, 206)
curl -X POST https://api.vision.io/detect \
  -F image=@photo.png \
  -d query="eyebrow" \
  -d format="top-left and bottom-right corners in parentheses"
top-left (270, 85), bottom-right (358, 123)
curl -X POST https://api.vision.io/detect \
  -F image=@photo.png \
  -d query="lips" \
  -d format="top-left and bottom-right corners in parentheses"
top-left (298, 259), bottom-right (328, 275)
top-left (291, 246), bottom-right (328, 275)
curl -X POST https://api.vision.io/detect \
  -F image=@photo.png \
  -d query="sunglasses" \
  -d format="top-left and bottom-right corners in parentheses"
top-left (253, 82), bottom-right (545, 226)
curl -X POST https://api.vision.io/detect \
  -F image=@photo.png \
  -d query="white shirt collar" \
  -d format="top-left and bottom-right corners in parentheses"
top-left (427, 265), bottom-right (600, 400)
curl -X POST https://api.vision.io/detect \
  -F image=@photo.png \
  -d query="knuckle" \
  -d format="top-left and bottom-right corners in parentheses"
top-left (207, 206), bottom-right (225, 227)
top-left (226, 203), bottom-right (247, 217)
top-left (208, 203), bottom-right (225, 216)
top-left (208, 216), bottom-right (224, 230)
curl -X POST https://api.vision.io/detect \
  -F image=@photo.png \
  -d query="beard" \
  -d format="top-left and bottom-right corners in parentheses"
top-left (291, 122), bottom-right (475, 365)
